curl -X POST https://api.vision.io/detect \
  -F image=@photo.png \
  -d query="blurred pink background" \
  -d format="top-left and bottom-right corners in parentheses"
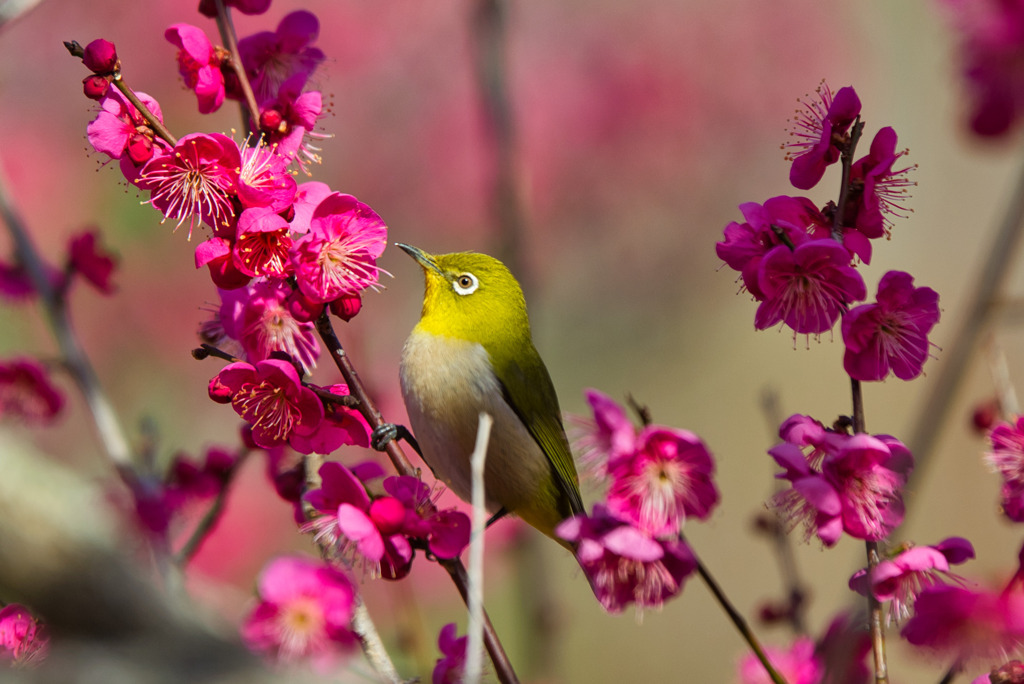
top-left (1, 0), bottom-right (1022, 681)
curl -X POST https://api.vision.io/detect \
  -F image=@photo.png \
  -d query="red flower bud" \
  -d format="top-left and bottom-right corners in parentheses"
top-left (329, 292), bottom-right (362, 322)
top-left (82, 74), bottom-right (110, 100)
top-left (286, 288), bottom-right (324, 322)
top-left (369, 497), bottom-right (407, 536)
top-left (208, 375), bottom-right (234, 404)
top-left (83, 39), bottom-right (118, 74)
top-left (126, 133), bottom-right (155, 166)
top-left (259, 107), bottom-right (287, 135)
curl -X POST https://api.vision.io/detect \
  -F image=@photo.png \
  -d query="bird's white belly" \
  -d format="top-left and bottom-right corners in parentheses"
top-left (399, 329), bottom-right (551, 513)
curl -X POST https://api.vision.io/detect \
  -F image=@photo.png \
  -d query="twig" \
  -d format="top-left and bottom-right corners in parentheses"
top-left (466, 412), bottom-right (493, 684)
top-left (174, 449), bottom-right (250, 565)
top-left (351, 597), bottom-right (407, 684)
top-left (0, 159), bottom-right (135, 485)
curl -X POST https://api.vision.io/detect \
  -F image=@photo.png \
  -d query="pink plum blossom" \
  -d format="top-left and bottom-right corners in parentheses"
top-left (86, 88), bottom-right (166, 169)
top-left (901, 584), bottom-right (1024, 665)
top-left (570, 388), bottom-right (638, 477)
top-left (556, 505), bottom-right (697, 614)
top-left (259, 73), bottom-right (325, 171)
top-left (0, 358), bottom-right (64, 424)
top-left (0, 604), bottom-right (48, 666)
top-left (737, 636), bottom-right (822, 684)
top-left (939, 0), bottom-right (1024, 137)
top-left (237, 142), bottom-right (297, 212)
top-left (138, 132), bottom-right (240, 238)
top-left (771, 431), bottom-right (912, 547)
top-left (847, 127), bottom-right (916, 239)
top-left (986, 416), bottom-right (1024, 521)
top-left (842, 271), bottom-right (940, 382)
top-left (715, 196), bottom-right (820, 300)
top-left (291, 193), bottom-right (388, 304)
top-left (165, 24), bottom-right (225, 114)
top-left (786, 84), bottom-right (862, 190)
top-left (67, 229), bottom-right (117, 294)
top-left (238, 10), bottom-right (325, 102)
top-left (849, 537), bottom-right (975, 624)
top-left (433, 623), bottom-right (468, 684)
top-left (232, 207), bottom-right (294, 278)
top-left (212, 358), bottom-right (323, 449)
top-left (195, 236), bottom-right (251, 290)
top-left (241, 555), bottom-right (356, 665)
top-left (755, 239), bottom-right (866, 336)
top-left (605, 425), bottom-right (719, 537)
top-left (288, 384), bottom-right (371, 455)
top-left (214, 279), bottom-right (320, 373)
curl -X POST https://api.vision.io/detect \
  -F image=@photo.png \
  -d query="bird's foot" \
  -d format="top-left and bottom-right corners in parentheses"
top-left (370, 423), bottom-right (422, 456)
top-left (486, 507), bottom-right (509, 529)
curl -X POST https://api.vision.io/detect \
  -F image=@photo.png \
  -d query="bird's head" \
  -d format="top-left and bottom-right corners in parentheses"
top-left (397, 243), bottom-right (530, 345)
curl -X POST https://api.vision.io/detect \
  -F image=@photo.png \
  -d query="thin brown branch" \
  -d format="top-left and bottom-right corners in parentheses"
top-left (213, 0), bottom-right (260, 138)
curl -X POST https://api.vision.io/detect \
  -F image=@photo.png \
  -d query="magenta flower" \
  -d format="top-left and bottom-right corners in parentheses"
top-left (605, 425), bottom-right (719, 537)
top-left (214, 279), bottom-right (320, 373)
top-left (238, 10), bottom-right (325, 102)
top-left (241, 555), bottom-right (356, 665)
top-left (86, 88), bottom-right (166, 168)
top-left (849, 537), bottom-right (975, 624)
top-left (0, 358), bottom-right (64, 424)
top-left (238, 142), bottom-right (296, 212)
top-left (433, 623), bottom-right (468, 684)
top-left (259, 73), bottom-right (325, 171)
top-left (902, 584), bottom-right (1024, 664)
top-left (0, 604), bottom-right (48, 666)
top-left (571, 388), bottom-right (638, 477)
top-left (847, 127), bottom-right (916, 239)
top-left (165, 24), bottom-right (225, 114)
top-left (232, 207), bottom-right (294, 278)
top-left (940, 0), bottom-right (1024, 137)
top-left (842, 271), bottom-right (940, 382)
top-left (67, 230), bottom-right (117, 294)
top-left (289, 384), bottom-right (371, 455)
top-left (716, 196), bottom-right (819, 300)
top-left (213, 358), bottom-right (323, 449)
top-left (288, 181), bottom-right (333, 234)
top-left (772, 432), bottom-right (912, 546)
top-left (556, 505), bottom-right (697, 614)
top-left (986, 416), bottom-right (1024, 521)
top-left (291, 193), bottom-right (388, 304)
top-left (138, 132), bottom-right (240, 238)
top-left (755, 239), bottom-right (866, 336)
top-left (786, 84), bottom-right (862, 190)
top-left (737, 636), bottom-right (822, 684)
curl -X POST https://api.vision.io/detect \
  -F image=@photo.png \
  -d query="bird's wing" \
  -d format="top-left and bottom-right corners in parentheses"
top-left (492, 346), bottom-right (586, 517)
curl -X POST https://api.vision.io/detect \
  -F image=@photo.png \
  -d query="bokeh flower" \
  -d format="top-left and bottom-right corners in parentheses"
top-left (0, 604), bottom-right (48, 666)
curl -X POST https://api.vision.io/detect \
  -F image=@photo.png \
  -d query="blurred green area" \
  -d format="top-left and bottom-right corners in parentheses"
top-left (0, 0), bottom-right (1022, 682)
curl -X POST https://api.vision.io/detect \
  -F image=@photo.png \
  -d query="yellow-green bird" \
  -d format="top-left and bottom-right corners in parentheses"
top-left (395, 243), bottom-right (585, 545)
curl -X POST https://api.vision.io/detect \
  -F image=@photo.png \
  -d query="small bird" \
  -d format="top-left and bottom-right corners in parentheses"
top-left (394, 243), bottom-right (585, 545)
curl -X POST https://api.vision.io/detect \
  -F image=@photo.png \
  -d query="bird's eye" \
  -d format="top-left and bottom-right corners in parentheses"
top-left (453, 273), bottom-right (479, 295)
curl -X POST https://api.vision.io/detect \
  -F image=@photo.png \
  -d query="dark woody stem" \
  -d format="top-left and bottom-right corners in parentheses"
top-left (212, 0), bottom-right (261, 138)
top-left (313, 309), bottom-right (521, 684)
top-left (174, 448), bottom-right (251, 565)
top-left (832, 117), bottom-right (864, 238)
top-left (685, 536), bottom-right (789, 684)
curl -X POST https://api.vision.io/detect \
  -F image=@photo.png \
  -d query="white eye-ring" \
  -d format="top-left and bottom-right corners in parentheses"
top-left (453, 273), bottom-right (479, 295)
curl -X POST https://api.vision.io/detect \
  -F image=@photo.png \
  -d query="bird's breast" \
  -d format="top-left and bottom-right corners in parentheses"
top-left (399, 328), bottom-right (552, 514)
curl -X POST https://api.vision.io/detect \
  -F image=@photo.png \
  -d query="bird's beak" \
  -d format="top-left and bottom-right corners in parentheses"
top-left (396, 243), bottom-right (443, 275)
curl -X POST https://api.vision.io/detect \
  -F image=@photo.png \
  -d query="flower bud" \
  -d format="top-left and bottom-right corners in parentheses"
top-left (259, 107), bottom-right (287, 135)
top-left (208, 375), bottom-right (234, 404)
top-left (126, 133), bottom-right (155, 166)
top-left (83, 39), bottom-right (118, 74)
top-left (329, 292), bottom-right (362, 321)
top-left (82, 74), bottom-right (110, 100)
top-left (286, 288), bottom-right (323, 322)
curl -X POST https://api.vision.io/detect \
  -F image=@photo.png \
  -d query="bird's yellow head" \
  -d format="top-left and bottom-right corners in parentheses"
top-left (397, 243), bottom-right (531, 346)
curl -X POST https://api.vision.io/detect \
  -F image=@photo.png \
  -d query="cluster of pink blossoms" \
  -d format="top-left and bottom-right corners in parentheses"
top-left (769, 414), bottom-right (914, 548)
top-left (716, 84), bottom-right (940, 383)
top-left (557, 389), bottom-right (717, 613)
top-left (303, 462), bottom-right (471, 580)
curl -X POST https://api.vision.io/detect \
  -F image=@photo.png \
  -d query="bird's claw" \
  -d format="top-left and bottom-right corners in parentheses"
top-left (370, 423), bottom-right (398, 452)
